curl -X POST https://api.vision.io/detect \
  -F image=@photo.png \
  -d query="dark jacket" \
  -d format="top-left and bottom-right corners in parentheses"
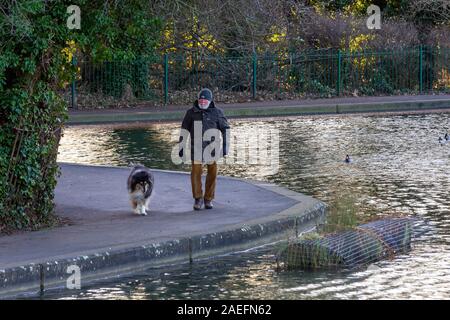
top-left (180, 100), bottom-right (230, 162)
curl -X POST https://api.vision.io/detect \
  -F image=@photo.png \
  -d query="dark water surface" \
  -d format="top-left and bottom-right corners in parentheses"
top-left (53, 113), bottom-right (450, 299)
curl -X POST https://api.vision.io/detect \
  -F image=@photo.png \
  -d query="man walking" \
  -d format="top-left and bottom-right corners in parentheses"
top-left (179, 88), bottom-right (230, 210)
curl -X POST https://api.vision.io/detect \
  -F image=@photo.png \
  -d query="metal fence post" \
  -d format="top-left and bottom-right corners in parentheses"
top-left (252, 52), bottom-right (257, 99)
top-left (337, 50), bottom-right (342, 96)
top-left (71, 56), bottom-right (77, 109)
top-left (419, 45), bottom-right (423, 93)
top-left (164, 54), bottom-right (169, 105)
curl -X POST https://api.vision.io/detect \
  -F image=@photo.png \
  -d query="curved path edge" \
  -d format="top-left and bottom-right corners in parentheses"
top-left (0, 165), bottom-right (327, 299)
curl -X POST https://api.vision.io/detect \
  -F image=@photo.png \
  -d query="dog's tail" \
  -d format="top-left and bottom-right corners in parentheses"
top-left (128, 162), bottom-right (146, 169)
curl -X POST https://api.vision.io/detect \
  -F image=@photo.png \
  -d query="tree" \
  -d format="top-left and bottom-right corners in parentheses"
top-left (408, 0), bottom-right (450, 42)
top-left (0, 0), bottom-right (162, 232)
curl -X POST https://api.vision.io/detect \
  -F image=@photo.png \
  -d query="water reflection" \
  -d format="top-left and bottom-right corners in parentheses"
top-left (55, 113), bottom-right (450, 299)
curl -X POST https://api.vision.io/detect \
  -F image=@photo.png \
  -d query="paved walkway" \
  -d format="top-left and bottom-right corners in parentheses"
top-left (68, 94), bottom-right (450, 124)
top-left (70, 94), bottom-right (450, 114)
top-left (0, 164), bottom-right (325, 297)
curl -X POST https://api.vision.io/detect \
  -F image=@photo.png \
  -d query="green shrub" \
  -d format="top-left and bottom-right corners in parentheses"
top-left (0, 1), bottom-right (162, 232)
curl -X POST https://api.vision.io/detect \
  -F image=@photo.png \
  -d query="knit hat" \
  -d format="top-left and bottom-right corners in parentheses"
top-left (198, 88), bottom-right (213, 101)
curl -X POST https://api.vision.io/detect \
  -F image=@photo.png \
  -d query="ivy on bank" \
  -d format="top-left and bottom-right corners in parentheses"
top-left (0, 1), bottom-right (162, 232)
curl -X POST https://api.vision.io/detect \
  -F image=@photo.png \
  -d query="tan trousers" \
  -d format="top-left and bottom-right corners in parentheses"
top-left (191, 162), bottom-right (217, 201)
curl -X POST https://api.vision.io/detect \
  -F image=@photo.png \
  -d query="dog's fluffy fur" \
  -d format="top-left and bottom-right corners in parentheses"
top-left (127, 165), bottom-right (154, 215)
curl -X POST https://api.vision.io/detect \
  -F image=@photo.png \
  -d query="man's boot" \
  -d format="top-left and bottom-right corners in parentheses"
top-left (204, 199), bottom-right (213, 209)
top-left (193, 198), bottom-right (203, 210)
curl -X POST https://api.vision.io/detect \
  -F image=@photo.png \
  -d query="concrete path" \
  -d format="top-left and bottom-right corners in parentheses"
top-left (0, 163), bottom-right (325, 297)
top-left (68, 94), bottom-right (450, 124)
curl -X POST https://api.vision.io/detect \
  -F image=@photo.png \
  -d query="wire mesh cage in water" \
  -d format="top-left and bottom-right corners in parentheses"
top-left (278, 218), bottom-right (413, 270)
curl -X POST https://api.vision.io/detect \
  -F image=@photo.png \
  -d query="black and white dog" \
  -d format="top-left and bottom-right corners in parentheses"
top-left (127, 165), bottom-right (154, 215)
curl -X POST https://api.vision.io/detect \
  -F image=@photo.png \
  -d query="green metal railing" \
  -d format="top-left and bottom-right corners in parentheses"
top-left (67, 46), bottom-right (450, 109)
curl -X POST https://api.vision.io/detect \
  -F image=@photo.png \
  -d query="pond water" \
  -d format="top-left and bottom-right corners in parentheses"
top-left (53, 113), bottom-right (450, 299)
